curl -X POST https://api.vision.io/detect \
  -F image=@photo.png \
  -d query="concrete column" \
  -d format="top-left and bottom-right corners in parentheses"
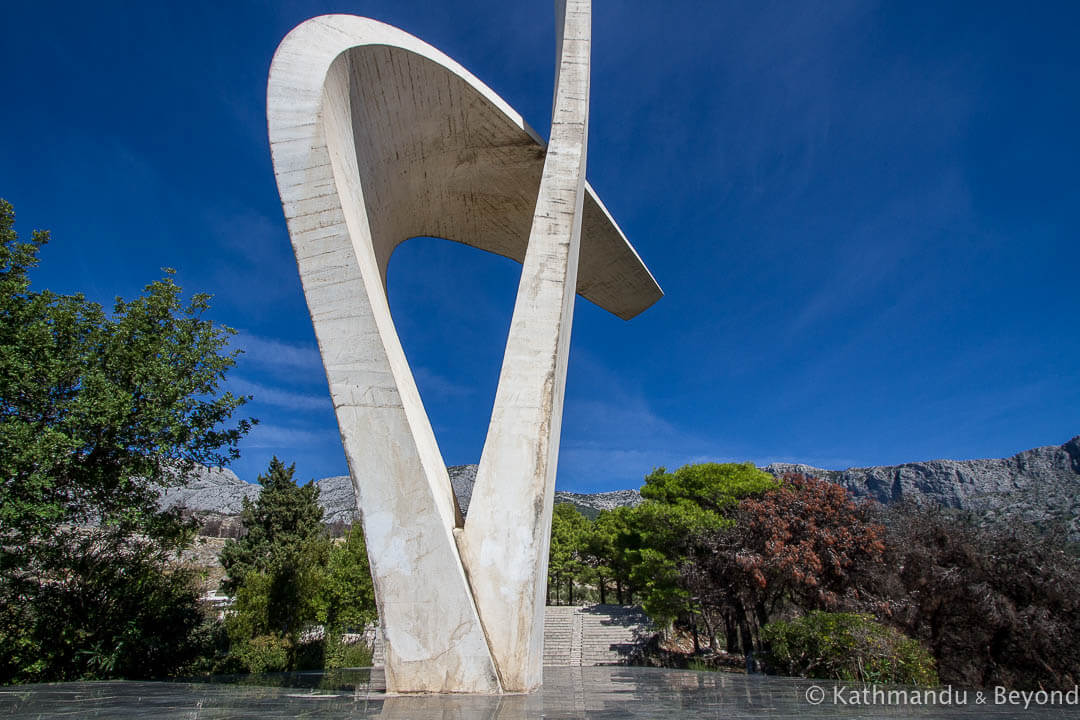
top-left (460, 0), bottom-right (592, 693)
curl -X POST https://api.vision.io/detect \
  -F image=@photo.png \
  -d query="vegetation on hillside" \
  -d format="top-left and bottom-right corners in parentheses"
top-left (862, 502), bottom-right (1080, 689)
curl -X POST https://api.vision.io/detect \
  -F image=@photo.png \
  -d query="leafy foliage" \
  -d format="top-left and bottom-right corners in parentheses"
top-left (315, 524), bottom-right (377, 635)
top-left (0, 201), bottom-right (251, 545)
top-left (220, 457), bottom-right (325, 595)
top-left (858, 503), bottom-right (1080, 689)
top-left (548, 503), bottom-right (588, 604)
top-left (0, 200), bottom-right (253, 683)
top-left (634, 464), bottom-right (779, 631)
top-left (0, 529), bottom-right (208, 681)
top-left (545, 463), bottom-right (779, 617)
top-left (322, 634), bottom-right (374, 670)
top-left (733, 473), bottom-right (886, 618)
top-left (640, 462), bottom-right (779, 519)
top-left (669, 473), bottom-right (884, 654)
top-left (577, 508), bottom-right (626, 604)
top-left (219, 458), bottom-right (377, 673)
top-left (220, 458), bottom-right (329, 656)
top-left (763, 611), bottom-right (937, 686)
top-left (563, 461), bottom-right (1079, 691)
top-left (230, 633), bottom-right (291, 675)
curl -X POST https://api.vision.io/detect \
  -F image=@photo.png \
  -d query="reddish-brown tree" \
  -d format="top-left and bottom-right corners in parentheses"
top-left (688, 473), bottom-right (885, 654)
top-left (735, 473), bottom-right (886, 623)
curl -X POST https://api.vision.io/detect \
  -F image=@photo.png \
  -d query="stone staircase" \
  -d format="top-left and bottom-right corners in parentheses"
top-left (371, 605), bottom-right (652, 668)
top-left (577, 605), bottom-right (652, 666)
top-left (370, 626), bottom-right (384, 667)
top-left (542, 605), bottom-right (577, 666)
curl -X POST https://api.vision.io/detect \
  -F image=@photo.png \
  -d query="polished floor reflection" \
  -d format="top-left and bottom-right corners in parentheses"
top-left (3, 667), bottom-right (1079, 719)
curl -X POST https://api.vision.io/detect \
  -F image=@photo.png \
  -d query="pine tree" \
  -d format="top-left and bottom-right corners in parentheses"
top-left (220, 457), bottom-right (329, 651)
top-left (220, 457), bottom-right (325, 594)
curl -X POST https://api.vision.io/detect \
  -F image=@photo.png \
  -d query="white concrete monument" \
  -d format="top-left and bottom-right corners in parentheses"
top-left (267, 2), bottom-right (661, 693)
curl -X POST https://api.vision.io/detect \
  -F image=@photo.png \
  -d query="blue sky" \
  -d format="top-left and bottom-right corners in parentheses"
top-left (2, 1), bottom-right (1077, 492)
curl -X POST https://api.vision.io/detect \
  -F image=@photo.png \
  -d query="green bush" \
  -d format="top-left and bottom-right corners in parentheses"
top-left (217, 630), bottom-right (373, 675)
top-left (763, 611), bottom-right (937, 686)
top-left (0, 533), bottom-right (209, 683)
top-left (232, 635), bottom-right (291, 674)
top-left (324, 635), bottom-right (373, 669)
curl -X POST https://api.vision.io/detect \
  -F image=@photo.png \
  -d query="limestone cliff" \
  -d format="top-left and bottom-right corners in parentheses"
top-left (158, 465), bottom-right (260, 516)
top-left (765, 436), bottom-right (1080, 537)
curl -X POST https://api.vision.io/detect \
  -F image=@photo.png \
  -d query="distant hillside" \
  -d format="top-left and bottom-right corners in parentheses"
top-left (158, 464), bottom-right (258, 516)
top-left (552, 489), bottom-right (643, 519)
top-left (158, 464), bottom-right (642, 528)
top-left (765, 436), bottom-right (1080, 539)
top-left (160, 436), bottom-right (1079, 539)
top-left (446, 464), bottom-right (642, 519)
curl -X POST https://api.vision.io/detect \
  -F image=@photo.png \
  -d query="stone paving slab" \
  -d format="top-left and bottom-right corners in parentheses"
top-left (3, 667), bottom-right (1079, 719)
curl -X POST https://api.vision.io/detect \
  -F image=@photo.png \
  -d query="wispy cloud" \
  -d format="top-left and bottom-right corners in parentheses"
top-left (240, 422), bottom-right (332, 450)
top-left (229, 377), bottom-right (330, 413)
top-left (785, 166), bottom-right (975, 340)
top-left (211, 211), bottom-right (287, 266)
top-left (566, 397), bottom-right (681, 442)
top-left (232, 332), bottom-right (322, 373)
top-left (204, 209), bottom-right (300, 311)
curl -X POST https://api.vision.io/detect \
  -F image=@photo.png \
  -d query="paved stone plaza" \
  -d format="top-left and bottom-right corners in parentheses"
top-left (4, 667), bottom-right (1079, 719)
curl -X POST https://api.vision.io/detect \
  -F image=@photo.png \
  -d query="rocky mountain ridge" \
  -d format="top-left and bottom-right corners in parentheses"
top-left (158, 464), bottom-right (644, 527)
top-left (764, 436), bottom-right (1080, 537)
top-left (160, 437), bottom-right (1079, 537)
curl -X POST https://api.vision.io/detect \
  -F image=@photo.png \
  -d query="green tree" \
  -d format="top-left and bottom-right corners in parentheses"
top-left (605, 505), bottom-right (646, 604)
top-left (218, 460), bottom-right (379, 673)
top-left (633, 463), bottom-right (778, 648)
top-left (220, 458), bottom-right (325, 593)
top-left (316, 524), bottom-right (377, 635)
top-left (580, 510), bottom-right (619, 604)
top-left (0, 200), bottom-right (253, 683)
top-left (640, 462), bottom-right (778, 519)
top-left (548, 503), bottom-right (588, 605)
top-left (691, 473), bottom-right (884, 654)
top-left (627, 500), bottom-right (720, 632)
top-left (220, 457), bottom-right (328, 656)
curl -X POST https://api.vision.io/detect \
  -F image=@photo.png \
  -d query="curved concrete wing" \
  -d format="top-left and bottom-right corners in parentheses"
top-left (268, 10), bottom-right (658, 693)
top-left (270, 16), bottom-right (661, 320)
